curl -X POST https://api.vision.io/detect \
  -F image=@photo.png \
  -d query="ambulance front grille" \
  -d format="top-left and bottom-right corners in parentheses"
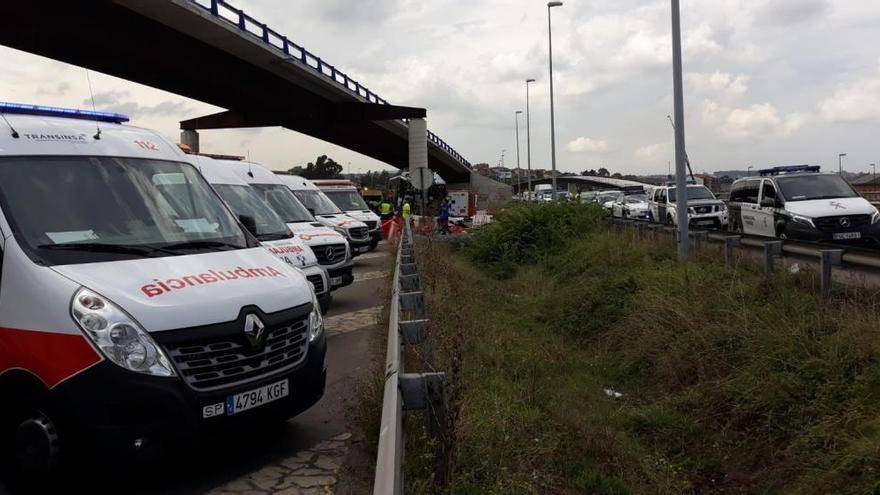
top-left (306, 274), bottom-right (325, 294)
top-left (348, 226), bottom-right (369, 240)
top-left (163, 316), bottom-right (309, 391)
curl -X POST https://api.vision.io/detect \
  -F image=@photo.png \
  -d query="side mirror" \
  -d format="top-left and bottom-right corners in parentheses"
top-left (760, 198), bottom-right (775, 207)
top-left (238, 214), bottom-right (257, 237)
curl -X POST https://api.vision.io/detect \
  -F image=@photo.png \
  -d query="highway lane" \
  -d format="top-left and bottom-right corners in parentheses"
top-left (0, 246), bottom-right (392, 495)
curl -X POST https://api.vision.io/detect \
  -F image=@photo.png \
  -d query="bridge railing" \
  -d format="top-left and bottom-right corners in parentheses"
top-left (190, 0), bottom-right (471, 169)
top-left (373, 221), bottom-right (447, 494)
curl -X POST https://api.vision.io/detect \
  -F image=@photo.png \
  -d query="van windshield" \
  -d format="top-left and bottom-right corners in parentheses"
top-left (0, 156), bottom-right (248, 265)
top-left (668, 186), bottom-right (715, 202)
top-left (212, 184), bottom-right (291, 241)
top-left (323, 190), bottom-right (369, 211)
top-left (775, 175), bottom-right (859, 201)
top-left (249, 183), bottom-right (315, 223)
top-left (293, 190), bottom-right (343, 215)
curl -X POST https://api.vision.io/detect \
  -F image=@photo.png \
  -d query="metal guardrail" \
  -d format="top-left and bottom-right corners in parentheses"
top-left (189, 0), bottom-right (472, 169)
top-left (610, 217), bottom-right (880, 296)
top-left (373, 222), bottom-right (447, 495)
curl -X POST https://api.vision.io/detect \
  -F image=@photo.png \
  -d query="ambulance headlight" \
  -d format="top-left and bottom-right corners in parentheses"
top-left (792, 215), bottom-right (815, 228)
top-left (333, 226), bottom-right (349, 238)
top-left (308, 293), bottom-right (324, 342)
top-left (71, 288), bottom-right (175, 377)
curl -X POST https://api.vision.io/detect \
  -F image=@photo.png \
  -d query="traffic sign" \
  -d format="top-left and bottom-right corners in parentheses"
top-left (411, 167), bottom-right (434, 191)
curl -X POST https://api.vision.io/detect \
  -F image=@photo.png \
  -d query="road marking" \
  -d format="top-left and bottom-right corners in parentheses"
top-left (356, 251), bottom-right (390, 260)
top-left (354, 270), bottom-right (389, 283)
top-left (325, 306), bottom-right (383, 336)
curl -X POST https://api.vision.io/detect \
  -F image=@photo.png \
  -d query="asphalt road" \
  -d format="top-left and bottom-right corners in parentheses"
top-left (1, 247), bottom-right (391, 495)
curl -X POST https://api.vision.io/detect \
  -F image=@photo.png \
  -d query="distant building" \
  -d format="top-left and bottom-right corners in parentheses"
top-left (851, 174), bottom-right (880, 202)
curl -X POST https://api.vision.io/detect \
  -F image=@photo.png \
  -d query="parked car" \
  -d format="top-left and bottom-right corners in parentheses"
top-left (194, 156), bottom-right (332, 313)
top-left (612, 193), bottom-right (651, 219)
top-left (276, 175), bottom-right (373, 256)
top-left (728, 165), bottom-right (880, 243)
top-left (0, 102), bottom-right (326, 481)
top-left (312, 179), bottom-right (382, 250)
top-left (649, 184), bottom-right (728, 228)
top-left (228, 162), bottom-right (356, 291)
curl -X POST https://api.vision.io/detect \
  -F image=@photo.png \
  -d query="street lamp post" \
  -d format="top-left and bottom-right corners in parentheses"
top-left (839, 153), bottom-right (847, 176)
top-left (525, 78), bottom-right (536, 200)
top-left (747, 166), bottom-right (754, 177)
top-left (670, 0), bottom-right (689, 261)
top-left (547, 1), bottom-right (563, 197)
top-left (515, 110), bottom-right (523, 197)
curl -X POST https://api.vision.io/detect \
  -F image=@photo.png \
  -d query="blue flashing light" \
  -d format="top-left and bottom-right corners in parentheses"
top-left (0, 101), bottom-right (129, 124)
top-left (757, 165), bottom-right (820, 176)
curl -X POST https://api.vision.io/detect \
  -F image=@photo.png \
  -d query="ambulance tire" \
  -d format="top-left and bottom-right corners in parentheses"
top-left (1, 390), bottom-right (61, 490)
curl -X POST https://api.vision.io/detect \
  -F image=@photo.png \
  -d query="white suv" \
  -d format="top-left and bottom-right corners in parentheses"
top-left (649, 183), bottom-right (728, 228)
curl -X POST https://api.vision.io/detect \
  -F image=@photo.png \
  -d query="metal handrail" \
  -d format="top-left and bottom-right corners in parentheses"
top-left (190, 0), bottom-right (472, 169)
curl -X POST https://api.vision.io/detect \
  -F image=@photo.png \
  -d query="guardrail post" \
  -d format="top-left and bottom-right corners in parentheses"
top-left (724, 236), bottom-right (741, 268)
top-left (400, 372), bottom-right (447, 489)
top-left (820, 249), bottom-right (844, 297)
top-left (692, 231), bottom-right (708, 253)
top-left (763, 241), bottom-right (783, 275)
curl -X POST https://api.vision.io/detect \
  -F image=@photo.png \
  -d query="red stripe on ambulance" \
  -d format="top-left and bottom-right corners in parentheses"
top-left (0, 327), bottom-right (101, 388)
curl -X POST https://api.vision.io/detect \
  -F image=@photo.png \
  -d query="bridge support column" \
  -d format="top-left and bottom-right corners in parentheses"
top-left (181, 129), bottom-right (200, 153)
top-left (408, 118), bottom-right (428, 216)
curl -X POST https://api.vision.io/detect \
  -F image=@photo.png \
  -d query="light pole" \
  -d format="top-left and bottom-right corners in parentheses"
top-left (670, 0), bottom-right (689, 260)
top-left (547, 1), bottom-right (563, 196)
top-left (515, 110), bottom-right (523, 196)
top-left (747, 166), bottom-right (753, 177)
top-left (525, 78), bottom-right (536, 200)
top-left (838, 153), bottom-right (847, 176)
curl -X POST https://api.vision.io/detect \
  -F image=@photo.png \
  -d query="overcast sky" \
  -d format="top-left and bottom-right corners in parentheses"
top-left (2, 0), bottom-right (880, 176)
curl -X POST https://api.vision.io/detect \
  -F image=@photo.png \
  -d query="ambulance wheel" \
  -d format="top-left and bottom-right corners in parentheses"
top-left (2, 401), bottom-right (61, 488)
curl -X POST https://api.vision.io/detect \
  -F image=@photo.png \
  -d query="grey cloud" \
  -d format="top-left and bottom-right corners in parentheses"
top-left (36, 82), bottom-right (70, 96)
top-left (315, 0), bottom-right (403, 24)
top-left (755, 0), bottom-right (829, 27)
top-left (85, 91), bottom-right (192, 118)
top-left (84, 89), bottom-right (130, 108)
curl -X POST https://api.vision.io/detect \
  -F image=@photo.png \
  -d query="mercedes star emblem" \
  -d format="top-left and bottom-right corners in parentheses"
top-left (325, 246), bottom-right (335, 261)
top-left (244, 313), bottom-right (267, 347)
top-left (839, 217), bottom-right (851, 228)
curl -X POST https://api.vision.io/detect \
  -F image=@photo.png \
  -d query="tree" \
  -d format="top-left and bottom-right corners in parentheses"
top-left (597, 167), bottom-right (610, 177)
top-left (611, 172), bottom-right (623, 179)
top-left (581, 169), bottom-right (598, 176)
top-left (288, 155), bottom-right (344, 179)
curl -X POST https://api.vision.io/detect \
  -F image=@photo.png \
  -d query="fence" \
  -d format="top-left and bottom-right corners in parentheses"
top-left (373, 222), bottom-right (447, 494)
top-left (610, 217), bottom-right (880, 296)
top-left (188, 0), bottom-right (471, 169)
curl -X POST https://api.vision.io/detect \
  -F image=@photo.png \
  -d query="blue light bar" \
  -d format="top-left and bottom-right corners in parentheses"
top-left (757, 165), bottom-right (820, 176)
top-left (0, 101), bottom-right (129, 124)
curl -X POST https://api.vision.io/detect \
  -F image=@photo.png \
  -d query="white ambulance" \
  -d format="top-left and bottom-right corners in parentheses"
top-left (312, 180), bottom-right (382, 251)
top-left (276, 175), bottom-right (373, 256)
top-left (0, 103), bottom-right (326, 481)
top-left (192, 156), bottom-right (332, 313)
top-left (226, 161), bottom-right (355, 290)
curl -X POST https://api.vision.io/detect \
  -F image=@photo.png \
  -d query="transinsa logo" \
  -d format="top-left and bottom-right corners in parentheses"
top-left (23, 133), bottom-right (88, 143)
top-left (140, 266), bottom-right (286, 298)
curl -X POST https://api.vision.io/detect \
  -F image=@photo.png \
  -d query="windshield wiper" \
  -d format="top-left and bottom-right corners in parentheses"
top-left (162, 240), bottom-right (242, 252)
top-left (256, 233), bottom-right (291, 242)
top-left (37, 242), bottom-right (172, 257)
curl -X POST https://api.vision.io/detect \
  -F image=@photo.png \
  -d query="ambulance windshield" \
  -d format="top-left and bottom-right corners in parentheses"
top-left (0, 156), bottom-right (250, 265)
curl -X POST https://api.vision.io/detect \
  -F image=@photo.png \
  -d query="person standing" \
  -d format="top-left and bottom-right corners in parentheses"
top-left (402, 200), bottom-right (411, 220)
top-left (438, 197), bottom-right (451, 235)
top-left (380, 200), bottom-right (393, 220)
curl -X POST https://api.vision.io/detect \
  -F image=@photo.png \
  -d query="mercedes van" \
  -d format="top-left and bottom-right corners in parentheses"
top-left (0, 103), bottom-right (325, 481)
top-left (312, 180), bottom-right (381, 250)
top-left (193, 156), bottom-right (331, 312)
top-left (276, 175), bottom-right (373, 256)
top-left (227, 162), bottom-right (355, 290)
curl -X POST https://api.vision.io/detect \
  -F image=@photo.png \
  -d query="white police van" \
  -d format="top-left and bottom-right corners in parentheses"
top-left (649, 182), bottom-right (728, 228)
top-left (193, 156), bottom-right (332, 313)
top-left (276, 175), bottom-right (373, 256)
top-left (0, 103), bottom-right (325, 482)
top-left (312, 179), bottom-right (382, 251)
top-left (728, 165), bottom-right (880, 244)
top-left (227, 161), bottom-right (356, 290)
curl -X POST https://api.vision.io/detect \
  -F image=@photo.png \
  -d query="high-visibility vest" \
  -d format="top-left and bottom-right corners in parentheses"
top-left (402, 203), bottom-right (411, 218)
top-left (380, 202), bottom-right (392, 215)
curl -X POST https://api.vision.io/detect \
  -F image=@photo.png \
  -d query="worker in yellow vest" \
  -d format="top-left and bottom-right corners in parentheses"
top-left (380, 201), bottom-right (393, 220)
top-left (402, 201), bottom-right (411, 220)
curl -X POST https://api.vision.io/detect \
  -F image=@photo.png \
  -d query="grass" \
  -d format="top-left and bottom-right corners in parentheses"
top-left (404, 203), bottom-right (880, 494)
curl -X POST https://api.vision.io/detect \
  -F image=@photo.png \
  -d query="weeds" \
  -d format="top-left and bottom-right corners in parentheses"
top-left (410, 203), bottom-right (880, 494)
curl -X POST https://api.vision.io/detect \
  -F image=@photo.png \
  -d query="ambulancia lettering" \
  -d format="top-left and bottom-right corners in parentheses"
top-left (268, 245), bottom-right (304, 255)
top-left (140, 266), bottom-right (286, 298)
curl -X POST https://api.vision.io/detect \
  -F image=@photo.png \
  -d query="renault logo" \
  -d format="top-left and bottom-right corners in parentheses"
top-left (325, 247), bottom-right (335, 261)
top-left (840, 217), bottom-right (851, 228)
top-left (244, 314), bottom-right (266, 347)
